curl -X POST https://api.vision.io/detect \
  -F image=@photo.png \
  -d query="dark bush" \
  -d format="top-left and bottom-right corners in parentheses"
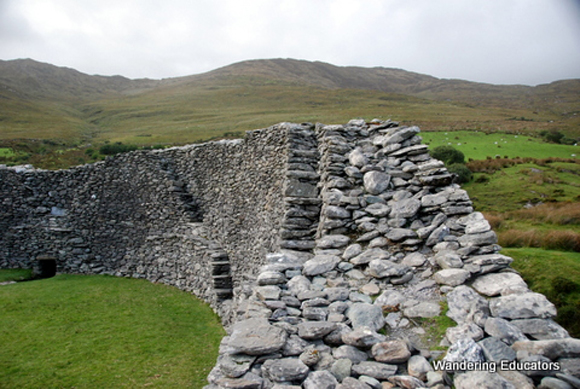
top-left (475, 174), bottom-right (490, 183)
top-left (99, 143), bottom-right (138, 156)
top-left (540, 130), bottom-right (565, 144)
top-left (430, 145), bottom-right (465, 165)
top-left (448, 163), bottom-right (473, 183)
top-left (552, 276), bottom-right (580, 295)
top-left (556, 304), bottom-right (580, 338)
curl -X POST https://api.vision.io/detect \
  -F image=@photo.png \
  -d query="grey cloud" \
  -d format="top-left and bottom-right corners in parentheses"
top-left (0, 0), bottom-right (578, 85)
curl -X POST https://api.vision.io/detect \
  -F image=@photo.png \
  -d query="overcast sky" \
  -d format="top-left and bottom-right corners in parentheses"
top-left (1, 0), bottom-right (579, 85)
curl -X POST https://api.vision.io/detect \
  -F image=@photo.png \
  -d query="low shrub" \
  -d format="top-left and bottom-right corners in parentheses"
top-left (542, 230), bottom-right (580, 252)
top-left (466, 156), bottom-right (579, 174)
top-left (448, 163), bottom-right (473, 183)
top-left (499, 229), bottom-right (542, 248)
top-left (555, 303), bottom-right (580, 337)
top-left (551, 276), bottom-right (580, 295)
top-left (430, 145), bottom-right (465, 165)
top-left (99, 143), bottom-right (138, 156)
top-left (509, 202), bottom-right (580, 226)
top-left (498, 229), bottom-right (580, 252)
top-left (474, 174), bottom-right (490, 183)
top-left (483, 212), bottom-right (504, 229)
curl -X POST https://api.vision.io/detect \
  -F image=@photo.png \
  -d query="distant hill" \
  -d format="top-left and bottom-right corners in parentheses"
top-left (2, 57), bottom-right (578, 108)
top-left (0, 57), bottom-right (578, 169)
top-left (0, 59), bottom-right (159, 101)
top-left (178, 58), bottom-right (580, 110)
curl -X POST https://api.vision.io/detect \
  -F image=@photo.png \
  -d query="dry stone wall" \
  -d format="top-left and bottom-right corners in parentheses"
top-left (0, 125), bottom-right (290, 319)
top-left (205, 120), bottom-right (580, 389)
top-left (1, 119), bottom-right (579, 388)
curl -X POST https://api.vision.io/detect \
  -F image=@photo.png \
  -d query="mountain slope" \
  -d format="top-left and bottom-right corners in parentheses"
top-left (0, 59), bottom-right (159, 101)
top-left (0, 57), bottom-right (578, 164)
top-left (174, 58), bottom-right (580, 111)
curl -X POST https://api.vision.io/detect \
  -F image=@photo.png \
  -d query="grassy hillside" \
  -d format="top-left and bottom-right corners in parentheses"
top-left (1, 58), bottom-right (578, 169)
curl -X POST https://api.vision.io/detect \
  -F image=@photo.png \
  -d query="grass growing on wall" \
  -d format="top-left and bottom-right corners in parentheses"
top-left (0, 273), bottom-right (224, 388)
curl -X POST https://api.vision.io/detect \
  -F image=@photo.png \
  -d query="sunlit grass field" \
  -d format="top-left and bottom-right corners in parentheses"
top-left (0, 273), bottom-right (224, 388)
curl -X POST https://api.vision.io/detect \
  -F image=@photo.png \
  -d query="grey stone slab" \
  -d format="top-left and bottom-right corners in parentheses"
top-left (489, 292), bottom-right (557, 320)
top-left (352, 361), bottom-right (397, 380)
top-left (228, 318), bottom-right (288, 355)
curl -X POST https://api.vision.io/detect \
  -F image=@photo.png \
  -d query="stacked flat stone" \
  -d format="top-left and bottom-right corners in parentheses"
top-left (280, 123), bottom-right (322, 252)
top-left (206, 120), bottom-right (580, 389)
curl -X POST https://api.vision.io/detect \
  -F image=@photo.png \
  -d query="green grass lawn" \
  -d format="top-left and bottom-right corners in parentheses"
top-left (0, 273), bottom-right (224, 388)
top-left (0, 147), bottom-right (16, 158)
top-left (422, 130), bottom-right (579, 161)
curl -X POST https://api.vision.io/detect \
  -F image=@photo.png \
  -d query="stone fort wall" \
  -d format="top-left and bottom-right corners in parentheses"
top-left (0, 123), bottom-right (298, 318)
top-left (1, 119), bottom-right (579, 388)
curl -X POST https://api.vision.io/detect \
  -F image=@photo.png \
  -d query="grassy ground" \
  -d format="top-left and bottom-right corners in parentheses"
top-left (463, 161), bottom-right (580, 213)
top-left (0, 147), bottom-right (16, 157)
top-left (503, 248), bottom-right (580, 337)
top-left (0, 273), bottom-right (224, 388)
top-left (0, 268), bottom-right (33, 282)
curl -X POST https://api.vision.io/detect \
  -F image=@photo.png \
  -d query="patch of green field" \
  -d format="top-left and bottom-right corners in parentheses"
top-left (463, 162), bottom-right (580, 213)
top-left (503, 248), bottom-right (580, 337)
top-left (0, 148), bottom-right (16, 158)
top-left (0, 274), bottom-right (224, 388)
top-left (422, 130), bottom-right (579, 161)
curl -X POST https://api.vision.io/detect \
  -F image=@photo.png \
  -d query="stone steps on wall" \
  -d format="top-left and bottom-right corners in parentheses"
top-left (279, 123), bottom-right (323, 252)
top-left (209, 250), bottom-right (233, 301)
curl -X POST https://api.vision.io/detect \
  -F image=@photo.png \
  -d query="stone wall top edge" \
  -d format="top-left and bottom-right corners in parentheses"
top-left (0, 121), bottom-right (299, 176)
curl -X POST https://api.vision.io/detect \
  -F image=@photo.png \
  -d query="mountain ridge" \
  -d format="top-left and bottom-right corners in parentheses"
top-left (1, 57), bottom-right (579, 166)
top-left (3, 57), bottom-right (578, 101)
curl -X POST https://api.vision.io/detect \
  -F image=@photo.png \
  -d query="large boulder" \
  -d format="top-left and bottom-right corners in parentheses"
top-left (433, 268), bottom-right (471, 286)
top-left (489, 292), bottom-right (557, 320)
top-left (261, 358), bottom-right (310, 383)
top-left (446, 285), bottom-right (489, 325)
top-left (228, 318), bottom-right (288, 355)
top-left (351, 361), bottom-right (397, 380)
top-left (363, 171), bottom-right (391, 195)
top-left (471, 272), bottom-right (528, 296)
top-left (510, 318), bottom-right (570, 340)
top-left (371, 340), bottom-right (411, 363)
top-left (511, 339), bottom-right (580, 360)
top-left (346, 303), bottom-right (385, 332)
top-left (303, 255), bottom-right (341, 276)
top-left (484, 317), bottom-right (528, 345)
top-left (390, 198), bottom-right (421, 219)
top-left (368, 259), bottom-right (411, 278)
